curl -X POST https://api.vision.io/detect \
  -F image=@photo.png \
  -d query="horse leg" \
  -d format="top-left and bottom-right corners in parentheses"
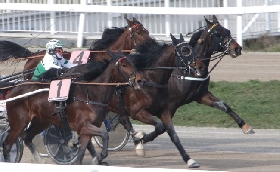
top-left (75, 135), bottom-right (91, 165)
top-left (2, 134), bottom-right (20, 162)
top-left (86, 141), bottom-right (97, 158)
top-left (118, 114), bottom-right (148, 156)
top-left (160, 111), bottom-right (200, 168)
top-left (128, 109), bottom-right (166, 156)
top-left (20, 118), bottom-right (49, 163)
top-left (196, 91), bottom-right (254, 134)
top-left (77, 122), bottom-right (108, 165)
top-left (2, 119), bottom-right (28, 162)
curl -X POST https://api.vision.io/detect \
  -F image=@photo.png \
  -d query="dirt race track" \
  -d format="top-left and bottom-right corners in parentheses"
top-left (2, 52), bottom-right (280, 172)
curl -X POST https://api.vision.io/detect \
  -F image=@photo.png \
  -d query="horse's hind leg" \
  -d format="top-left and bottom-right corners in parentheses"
top-left (20, 118), bottom-right (49, 163)
top-left (2, 134), bottom-right (21, 162)
top-left (2, 120), bottom-right (27, 162)
top-left (196, 91), bottom-right (254, 134)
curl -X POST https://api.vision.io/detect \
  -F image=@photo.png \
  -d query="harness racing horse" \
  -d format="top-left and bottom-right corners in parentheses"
top-left (107, 35), bottom-right (206, 168)
top-left (129, 15), bottom-right (253, 165)
top-left (0, 17), bottom-right (149, 80)
top-left (1, 54), bottom-right (144, 165)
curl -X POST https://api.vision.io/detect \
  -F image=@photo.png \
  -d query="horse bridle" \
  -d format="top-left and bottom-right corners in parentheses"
top-left (175, 42), bottom-right (198, 70)
top-left (129, 23), bottom-right (149, 46)
top-left (115, 57), bottom-right (138, 87)
top-left (207, 23), bottom-right (232, 56)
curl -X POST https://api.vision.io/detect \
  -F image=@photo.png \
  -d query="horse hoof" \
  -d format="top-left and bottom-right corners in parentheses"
top-left (187, 159), bottom-right (200, 168)
top-left (135, 143), bottom-right (145, 157)
top-left (242, 125), bottom-right (255, 134)
top-left (91, 156), bottom-right (99, 165)
top-left (101, 162), bottom-right (109, 166)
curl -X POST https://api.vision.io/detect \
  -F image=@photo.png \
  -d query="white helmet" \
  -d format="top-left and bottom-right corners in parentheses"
top-left (46, 39), bottom-right (63, 55)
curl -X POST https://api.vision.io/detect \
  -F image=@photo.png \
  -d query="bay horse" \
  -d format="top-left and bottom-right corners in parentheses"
top-left (1, 53), bottom-right (144, 165)
top-left (126, 15), bottom-right (253, 166)
top-left (107, 35), bottom-right (206, 168)
top-left (0, 17), bottom-right (149, 80)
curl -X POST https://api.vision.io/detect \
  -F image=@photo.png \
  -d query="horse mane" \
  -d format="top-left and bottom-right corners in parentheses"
top-left (83, 59), bottom-right (109, 81)
top-left (189, 30), bottom-right (204, 47)
top-left (89, 27), bottom-right (125, 50)
top-left (0, 40), bottom-right (32, 61)
top-left (37, 60), bottom-right (109, 81)
top-left (126, 38), bottom-right (168, 68)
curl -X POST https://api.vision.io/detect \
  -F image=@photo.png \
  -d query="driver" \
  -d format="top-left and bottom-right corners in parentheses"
top-left (32, 39), bottom-right (76, 80)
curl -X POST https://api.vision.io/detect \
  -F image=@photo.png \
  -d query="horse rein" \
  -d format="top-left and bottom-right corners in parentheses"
top-left (195, 22), bottom-right (233, 75)
top-left (115, 57), bottom-right (139, 87)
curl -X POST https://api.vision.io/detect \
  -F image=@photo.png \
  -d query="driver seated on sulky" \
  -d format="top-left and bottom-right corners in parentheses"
top-left (32, 39), bottom-right (76, 80)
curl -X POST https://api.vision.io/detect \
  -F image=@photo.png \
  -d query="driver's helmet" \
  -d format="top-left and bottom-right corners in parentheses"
top-left (46, 39), bottom-right (63, 55)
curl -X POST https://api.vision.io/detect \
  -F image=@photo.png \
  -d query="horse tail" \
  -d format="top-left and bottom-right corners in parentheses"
top-left (0, 40), bottom-right (32, 62)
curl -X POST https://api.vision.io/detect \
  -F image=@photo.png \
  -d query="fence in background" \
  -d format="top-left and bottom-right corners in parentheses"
top-left (0, 0), bottom-right (280, 47)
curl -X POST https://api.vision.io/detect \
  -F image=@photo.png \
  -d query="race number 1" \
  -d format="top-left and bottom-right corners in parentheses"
top-left (48, 79), bottom-right (71, 102)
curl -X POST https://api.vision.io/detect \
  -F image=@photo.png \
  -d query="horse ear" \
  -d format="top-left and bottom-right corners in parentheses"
top-left (170, 33), bottom-right (178, 46)
top-left (125, 17), bottom-right (133, 27)
top-left (179, 33), bottom-right (185, 43)
top-left (204, 16), bottom-right (213, 28)
top-left (213, 15), bottom-right (218, 23)
top-left (133, 17), bottom-right (138, 22)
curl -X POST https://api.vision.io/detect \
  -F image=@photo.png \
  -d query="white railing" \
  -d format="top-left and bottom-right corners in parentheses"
top-left (0, 0), bottom-right (280, 47)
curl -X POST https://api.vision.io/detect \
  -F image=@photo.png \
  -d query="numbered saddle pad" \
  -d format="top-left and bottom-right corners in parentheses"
top-left (48, 79), bottom-right (71, 102)
top-left (69, 50), bottom-right (90, 65)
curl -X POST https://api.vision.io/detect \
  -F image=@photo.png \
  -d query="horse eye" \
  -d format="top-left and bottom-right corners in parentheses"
top-left (120, 63), bottom-right (127, 67)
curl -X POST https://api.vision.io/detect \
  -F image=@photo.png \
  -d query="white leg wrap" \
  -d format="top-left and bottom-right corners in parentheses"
top-left (134, 131), bottom-right (145, 157)
top-left (134, 131), bottom-right (145, 139)
top-left (135, 143), bottom-right (145, 157)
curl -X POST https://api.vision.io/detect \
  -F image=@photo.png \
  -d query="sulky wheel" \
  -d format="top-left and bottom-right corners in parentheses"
top-left (93, 111), bottom-right (130, 151)
top-left (43, 125), bottom-right (78, 165)
top-left (0, 120), bottom-right (23, 162)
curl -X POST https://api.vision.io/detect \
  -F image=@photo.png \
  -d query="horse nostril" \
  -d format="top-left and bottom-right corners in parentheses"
top-left (235, 47), bottom-right (242, 55)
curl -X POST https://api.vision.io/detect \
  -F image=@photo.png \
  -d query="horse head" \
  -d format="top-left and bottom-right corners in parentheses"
top-left (205, 15), bottom-right (242, 58)
top-left (125, 17), bottom-right (150, 48)
top-left (170, 33), bottom-right (207, 78)
top-left (106, 49), bottom-right (144, 89)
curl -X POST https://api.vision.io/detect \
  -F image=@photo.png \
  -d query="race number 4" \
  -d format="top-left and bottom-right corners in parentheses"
top-left (70, 50), bottom-right (90, 65)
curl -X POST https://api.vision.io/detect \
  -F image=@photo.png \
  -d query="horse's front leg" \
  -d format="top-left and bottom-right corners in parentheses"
top-left (76, 135), bottom-right (91, 165)
top-left (160, 112), bottom-right (200, 168)
top-left (77, 122), bottom-right (108, 165)
top-left (196, 91), bottom-right (255, 134)
top-left (128, 109), bottom-right (166, 156)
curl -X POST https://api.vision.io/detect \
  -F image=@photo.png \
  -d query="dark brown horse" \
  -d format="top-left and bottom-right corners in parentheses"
top-left (125, 15), bottom-right (252, 167)
top-left (107, 35), bottom-right (206, 168)
top-left (1, 53), bottom-right (144, 165)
